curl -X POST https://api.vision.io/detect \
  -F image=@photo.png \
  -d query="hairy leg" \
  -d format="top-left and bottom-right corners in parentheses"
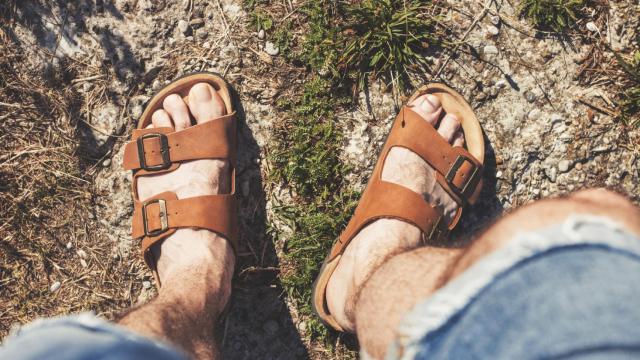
top-left (354, 189), bottom-right (640, 358)
top-left (117, 83), bottom-right (235, 359)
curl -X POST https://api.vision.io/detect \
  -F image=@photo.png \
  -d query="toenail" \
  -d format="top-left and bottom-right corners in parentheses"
top-left (193, 84), bottom-right (212, 102)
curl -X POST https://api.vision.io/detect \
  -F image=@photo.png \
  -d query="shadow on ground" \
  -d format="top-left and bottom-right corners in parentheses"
top-left (218, 88), bottom-right (309, 359)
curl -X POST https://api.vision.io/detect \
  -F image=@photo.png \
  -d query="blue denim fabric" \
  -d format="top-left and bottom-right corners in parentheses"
top-left (0, 313), bottom-right (187, 360)
top-left (387, 215), bottom-right (640, 359)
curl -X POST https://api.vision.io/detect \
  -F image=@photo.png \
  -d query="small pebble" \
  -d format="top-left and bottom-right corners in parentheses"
top-left (496, 170), bottom-right (503, 178)
top-left (102, 158), bottom-right (112, 167)
top-left (546, 166), bottom-right (558, 182)
top-left (490, 15), bottom-right (500, 25)
top-left (50, 281), bottom-right (61, 293)
top-left (483, 45), bottom-right (499, 55)
top-left (152, 79), bottom-right (162, 91)
top-left (177, 20), bottom-right (190, 36)
top-left (495, 79), bottom-right (507, 88)
top-left (265, 41), bottom-right (279, 56)
top-left (558, 160), bottom-right (571, 173)
top-left (525, 91), bottom-right (536, 103)
top-left (80, 259), bottom-right (88, 268)
top-left (142, 281), bottom-right (151, 289)
top-left (76, 249), bottom-right (87, 259)
top-left (586, 22), bottom-right (598, 32)
top-left (66, 241), bottom-right (73, 249)
top-left (575, 162), bottom-right (583, 170)
top-left (486, 25), bottom-right (499, 36)
top-left (258, 29), bottom-right (265, 40)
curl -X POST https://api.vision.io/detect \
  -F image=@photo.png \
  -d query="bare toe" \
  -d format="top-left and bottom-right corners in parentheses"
top-left (437, 113), bottom-right (461, 143)
top-left (452, 132), bottom-right (465, 147)
top-left (409, 94), bottom-right (442, 125)
top-left (188, 83), bottom-right (227, 124)
top-left (163, 94), bottom-right (191, 131)
top-left (151, 109), bottom-right (172, 128)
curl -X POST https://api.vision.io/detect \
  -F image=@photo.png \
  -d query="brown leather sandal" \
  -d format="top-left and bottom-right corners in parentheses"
top-left (312, 83), bottom-right (485, 331)
top-left (122, 72), bottom-right (238, 286)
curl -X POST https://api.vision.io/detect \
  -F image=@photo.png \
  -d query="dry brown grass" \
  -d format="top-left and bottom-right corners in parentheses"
top-left (0, 28), bottom-right (138, 336)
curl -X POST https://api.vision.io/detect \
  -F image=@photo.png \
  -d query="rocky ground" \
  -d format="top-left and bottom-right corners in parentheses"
top-left (1, 0), bottom-right (638, 359)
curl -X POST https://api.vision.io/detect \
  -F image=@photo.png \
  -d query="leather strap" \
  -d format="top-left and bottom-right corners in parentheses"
top-left (330, 181), bottom-right (447, 258)
top-left (122, 113), bottom-right (236, 172)
top-left (388, 107), bottom-right (483, 205)
top-left (132, 191), bottom-right (238, 254)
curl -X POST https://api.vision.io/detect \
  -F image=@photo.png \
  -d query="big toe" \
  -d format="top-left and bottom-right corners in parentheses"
top-left (188, 83), bottom-right (227, 124)
top-left (409, 94), bottom-right (442, 125)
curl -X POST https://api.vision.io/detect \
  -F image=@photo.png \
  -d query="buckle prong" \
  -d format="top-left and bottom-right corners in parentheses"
top-left (142, 199), bottom-right (168, 237)
top-left (137, 133), bottom-right (171, 171)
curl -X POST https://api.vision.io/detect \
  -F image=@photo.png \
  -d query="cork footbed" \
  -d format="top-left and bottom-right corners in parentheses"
top-left (312, 83), bottom-right (485, 332)
top-left (137, 72), bottom-right (234, 129)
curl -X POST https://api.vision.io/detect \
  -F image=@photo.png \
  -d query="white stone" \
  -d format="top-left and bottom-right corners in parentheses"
top-left (558, 160), bottom-right (571, 173)
top-left (76, 249), bottom-right (87, 259)
top-left (258, 29), bottom-right (265, 40)
top-left (483, 45), bottom-right (499, 55)
top-left (486, 25), bottom-right (499, 36)
top-left (142, 281), bottom-right (151, 289)
top-left (265, 41), bottom-right (279, 56)
top-left (586, 22), bottom-right (598, 32)
top-left (50, 281), bottom-right (61, 293)
top-left (177, 20), bottom-right (190, 36)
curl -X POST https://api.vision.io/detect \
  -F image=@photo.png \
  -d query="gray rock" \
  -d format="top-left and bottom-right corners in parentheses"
top-left (525, 91), bottom-right (536, 103)
top-left (265, 41), bottom-right (279, 56)
top-left (490, 15), bottom-right (500, 25)
top-left (258, 29), bottom-right (265, 40)
top-left (558, 160), bottom-right (571, 173)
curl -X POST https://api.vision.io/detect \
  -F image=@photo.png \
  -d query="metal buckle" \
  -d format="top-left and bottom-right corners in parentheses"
top-left (137, 133), bottom-right (171, 171)
top-left (445, 155), bottom-right (480, 198)
top-left (142, 199), bottom-right (168, 237)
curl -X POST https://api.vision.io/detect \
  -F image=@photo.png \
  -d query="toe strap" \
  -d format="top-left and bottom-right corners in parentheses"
top-left (122, 112), bottom-right (236, 174)
top-left (389, 107), bottom-right (483, 204)
top-left (132, 191), bottom-right (238, 255)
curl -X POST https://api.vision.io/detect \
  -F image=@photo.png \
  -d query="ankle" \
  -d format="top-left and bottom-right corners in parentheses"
top-left (326, 219), bottom-right (423, 331)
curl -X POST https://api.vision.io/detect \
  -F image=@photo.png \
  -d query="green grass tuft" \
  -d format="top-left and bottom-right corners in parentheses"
top-left (519, 0), bottom-right (585, 32)
top-left (269, 77), bottom-right (359, 339)
top-left (340, 0), bottom-right (442, 89)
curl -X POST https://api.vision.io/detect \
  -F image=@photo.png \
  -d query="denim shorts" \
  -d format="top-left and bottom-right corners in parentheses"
top-left (2, 215), bottom-right (640, 360)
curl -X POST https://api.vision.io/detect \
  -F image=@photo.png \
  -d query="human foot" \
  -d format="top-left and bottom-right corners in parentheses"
top-left (136, 82), bottom-right (235, 290)
top-left (325, 94), bottom-right (466, 331)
